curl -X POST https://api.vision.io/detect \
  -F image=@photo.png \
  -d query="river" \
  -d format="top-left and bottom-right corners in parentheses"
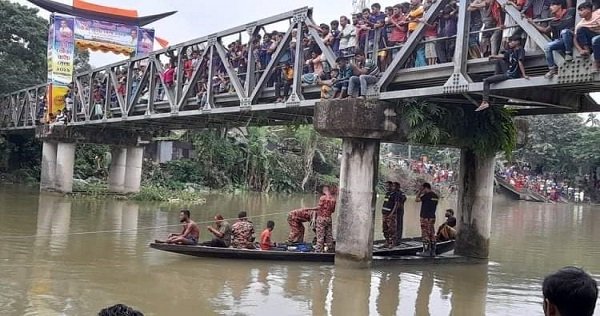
top-left (0, 185), bottom-right (598, 315)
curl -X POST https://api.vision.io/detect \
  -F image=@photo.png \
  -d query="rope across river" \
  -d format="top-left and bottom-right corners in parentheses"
top-left (0, 210), bottom-right (292, 240)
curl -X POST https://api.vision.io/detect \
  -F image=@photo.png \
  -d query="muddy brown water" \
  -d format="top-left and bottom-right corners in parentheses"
top-left (0, 185), bottom-right (598, 315)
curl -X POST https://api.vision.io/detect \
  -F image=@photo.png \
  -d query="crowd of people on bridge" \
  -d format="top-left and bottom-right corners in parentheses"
top-left (18, 0), bottom-right (600, 127)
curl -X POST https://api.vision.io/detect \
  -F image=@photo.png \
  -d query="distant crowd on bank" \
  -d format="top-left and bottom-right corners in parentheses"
top-left (497, 164), bottom-right (598, 203)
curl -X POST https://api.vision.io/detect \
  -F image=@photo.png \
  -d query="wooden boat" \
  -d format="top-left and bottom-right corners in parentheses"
top-left (149, 237), bottom-right (455, 263)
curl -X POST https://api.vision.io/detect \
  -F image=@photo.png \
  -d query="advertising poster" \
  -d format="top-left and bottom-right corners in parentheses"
top-left (136, 28), bottom-right (155, 56)
top-left (74, 17), bottom-right (138, 55)
top-left (48, 14), bottom-right (75, 115)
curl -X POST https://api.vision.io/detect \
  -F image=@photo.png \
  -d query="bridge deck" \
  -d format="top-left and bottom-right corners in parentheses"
top-left (2, 1), bottom-right (600, 135)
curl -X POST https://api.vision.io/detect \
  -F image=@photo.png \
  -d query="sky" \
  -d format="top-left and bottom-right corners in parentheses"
top-left (13, 0), bottom-right (360, 67)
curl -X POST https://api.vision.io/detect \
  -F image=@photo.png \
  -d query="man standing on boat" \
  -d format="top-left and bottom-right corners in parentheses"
top-left (381, 181), bottom-right (400, 248)
top-left (415, 183), bottom-right (439, 256)
top-left (314, 185), bottom-right (337, 252)
top-left (155, 209), bottom-right (200, 245)
top-left (205, 214), bottom-right (232, 247)
top-left (394, 181), bottom-right (407, 246)
top-left (231, 211), bottom-right (255, 249)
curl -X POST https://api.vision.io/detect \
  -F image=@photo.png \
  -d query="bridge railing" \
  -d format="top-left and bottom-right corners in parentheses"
top-left (1, 0), bottom-right (596, 131)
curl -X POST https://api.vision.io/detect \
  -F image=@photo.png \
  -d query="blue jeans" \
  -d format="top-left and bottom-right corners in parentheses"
top-left (348, 75), bottom-right (378, 97)
top-left (545, 29), bottom-right (573, 69)
top-left (576, 27), bottom-right (600, 61)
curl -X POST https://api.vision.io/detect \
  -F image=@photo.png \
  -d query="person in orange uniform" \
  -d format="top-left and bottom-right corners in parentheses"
top-left (314, 185), bottom-right (337, 252)
top-left (260, 221), bottom-right (276, 250)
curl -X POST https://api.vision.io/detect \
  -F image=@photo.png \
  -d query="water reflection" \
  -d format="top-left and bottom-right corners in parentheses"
top-left (35, 194), bottom-right (71, 254)
top-left (331, 268), bottom-right (371, 316)
top-left (376, 271), bottom-right (400, 316)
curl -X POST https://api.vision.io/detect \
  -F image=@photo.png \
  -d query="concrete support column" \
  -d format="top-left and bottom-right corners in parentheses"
top-left (55, 142), bottom-right (75, 193)
top-left (335, 138), bottom-right (380, 268)
top-left (455, 149), bottom-right (495, 258)
top-left (314, 98), bottom-right (399, 268)
top-left (108, 147), bottom-right (127, 193)
top-left (124, 146), bottom-right (144, 193)
top-left (40, 141), bottom-right (58, 191)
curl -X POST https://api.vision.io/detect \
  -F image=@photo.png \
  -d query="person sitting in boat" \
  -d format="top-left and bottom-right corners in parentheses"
top-left (231, 211), bottom-right (255, 249)
top-left (155, 209), bottom-right (200, 245)
top-left (436, 209), bottom-right (457, 242)
top-left (205, 214), bottom-right (232, 247)
top-left (260, 220), bottom-right (276, 250)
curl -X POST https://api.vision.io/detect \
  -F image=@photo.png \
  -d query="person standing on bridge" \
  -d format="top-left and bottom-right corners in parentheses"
top-left (476, 35), bottom-right (529, 111)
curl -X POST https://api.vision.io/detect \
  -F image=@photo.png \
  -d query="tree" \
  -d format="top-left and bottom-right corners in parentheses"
top-left (75, 47), bottom-right (93, 73)
top-left (514, 114), bottom-right (585, 174)
top-left (0, 1), bottom-right (48, 94)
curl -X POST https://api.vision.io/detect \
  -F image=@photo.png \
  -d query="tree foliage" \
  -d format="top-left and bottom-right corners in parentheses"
top-left (397, 99), bottom-right (517, 158)
top-left (514, 114), bottom-right (585, 174)
top-left (142, 127), bottom-right (341, 193)
top-left (0, 0), bottom-right (48, 94)
top-left (74, 48), bottom-right (93, 73)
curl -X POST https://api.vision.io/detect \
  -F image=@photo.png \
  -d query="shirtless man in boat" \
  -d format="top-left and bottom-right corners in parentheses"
top-left (155, 209), bottom-right (200, 245)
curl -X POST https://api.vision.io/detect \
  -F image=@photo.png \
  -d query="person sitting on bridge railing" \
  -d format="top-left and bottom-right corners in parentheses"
top-left (275, 62), bottom-right (294, 102)
top-left (477, 35), bottom-right (529, 111)
top-left (574, 2), bottom-right (600, 71)
top-left (333, 57), bottom-right (353, 99)
top-left (527, 0), bottom-right (575, 79)
top-left (348, 58), bottom-right (380, 99)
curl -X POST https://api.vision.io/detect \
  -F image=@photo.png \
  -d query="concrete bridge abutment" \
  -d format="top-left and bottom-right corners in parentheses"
top-left (315, 98), bottom-right (399, 268)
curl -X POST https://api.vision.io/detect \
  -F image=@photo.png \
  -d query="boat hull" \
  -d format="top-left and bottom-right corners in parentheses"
top-left (150, 238), bottom-right (455, 263)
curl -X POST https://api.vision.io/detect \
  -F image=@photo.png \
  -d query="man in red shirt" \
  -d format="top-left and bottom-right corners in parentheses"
top-left (260, 221), bottom-right (276, 250)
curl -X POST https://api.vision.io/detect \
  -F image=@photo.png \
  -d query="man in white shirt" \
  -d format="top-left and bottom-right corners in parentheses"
top-left (338, 15), bottom-right (356, 56)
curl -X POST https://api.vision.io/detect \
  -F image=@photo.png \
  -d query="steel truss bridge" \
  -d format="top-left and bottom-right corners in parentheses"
top-left (2, 0), bottom-right (600, 136)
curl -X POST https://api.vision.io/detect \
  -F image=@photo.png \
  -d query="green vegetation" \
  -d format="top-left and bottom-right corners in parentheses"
top-left (0, 0), bottom-right (47, 94)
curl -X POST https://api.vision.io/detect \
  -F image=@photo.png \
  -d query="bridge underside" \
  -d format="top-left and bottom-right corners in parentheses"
top-left (2, 0), bottom-right (600, 138)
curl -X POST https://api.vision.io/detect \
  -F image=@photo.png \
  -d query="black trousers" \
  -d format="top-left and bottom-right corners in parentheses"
top-left (482, 60), bottom-right (510, 102)
top-left (395, 208), bottom-right (404, 245)
top-left (275, 79), bottom-right (292, 99)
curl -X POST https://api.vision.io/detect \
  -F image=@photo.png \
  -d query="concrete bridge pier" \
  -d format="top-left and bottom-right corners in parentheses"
top-left (123, 146), bottom-right (144, 194)
top-left (40, 141), bottom-right (58, 191)
top-left (108, 147), bottom-right (127, 193)
top-left (455, 149), bottom-right (495, 258)
top-left (314, 99), bottom-right (398, 268)
top-left (55, 142), bottom-right (76, 193)
top-left (40, 141), bottom-right (75, 193)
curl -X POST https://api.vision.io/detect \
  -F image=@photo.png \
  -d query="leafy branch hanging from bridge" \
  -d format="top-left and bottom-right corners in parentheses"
top-left (397, 98), bottom-right (517, 159)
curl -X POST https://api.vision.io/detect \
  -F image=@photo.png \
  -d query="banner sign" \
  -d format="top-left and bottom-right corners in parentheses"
top-left (47, 14), bottom-right (76, 115)
top-left (74, 18), bottom-right (138, 55)
top-left (45, 14), bottom-right (155, 116)
top-left (136, 28), bottom-right (155, 56)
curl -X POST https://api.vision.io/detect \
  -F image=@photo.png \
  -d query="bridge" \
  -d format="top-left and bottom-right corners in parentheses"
top-left (1, 0), bottom-right (599, 267)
